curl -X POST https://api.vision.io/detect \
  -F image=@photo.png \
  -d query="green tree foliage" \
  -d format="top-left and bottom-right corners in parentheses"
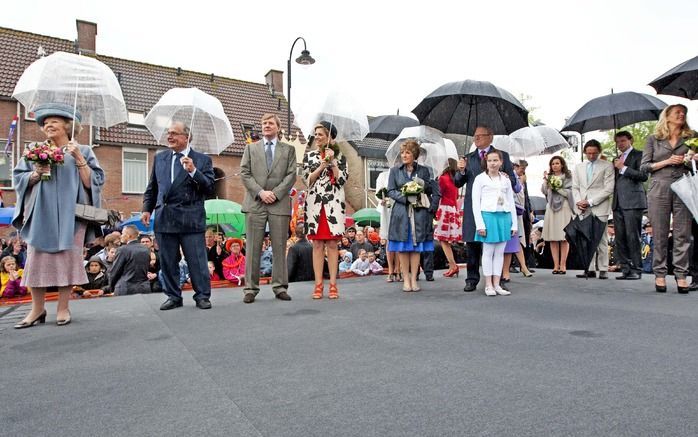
top-left (600, 121), bottom-right (656, 158)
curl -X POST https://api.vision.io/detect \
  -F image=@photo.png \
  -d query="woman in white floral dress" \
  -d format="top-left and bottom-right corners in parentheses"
top-left (303, 122), bottom-right (349, 299)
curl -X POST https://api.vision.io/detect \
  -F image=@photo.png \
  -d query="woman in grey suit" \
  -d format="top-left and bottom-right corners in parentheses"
top-left (641, 104), bottom-right (695, 293)
top-left (387, 140), bottom-right (440, 292)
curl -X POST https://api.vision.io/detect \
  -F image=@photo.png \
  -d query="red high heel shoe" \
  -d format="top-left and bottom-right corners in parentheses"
top-left (443, 266), bottom-right (460, 278)
top-left (312, 283), bottom-right (323, 299)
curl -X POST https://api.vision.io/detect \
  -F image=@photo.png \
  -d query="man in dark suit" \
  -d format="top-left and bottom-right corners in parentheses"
top-left (109, 225), bottom-right (151, 296)
top-left (454, 125), bottom-right (517, 292)
top-left (142, 121), bottom-right (215, 310)
top-left (612, 131), bottom-right (648, 280)
top-left (287, 224), bottom-right (314, 282)
top-left (239, 113), bottom-right (297, 303)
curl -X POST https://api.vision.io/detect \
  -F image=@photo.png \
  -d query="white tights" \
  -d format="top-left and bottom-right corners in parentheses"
top-left (482, 242), bottom-right (506, 276)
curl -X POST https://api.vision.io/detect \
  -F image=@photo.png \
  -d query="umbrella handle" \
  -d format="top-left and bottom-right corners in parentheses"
top-left (72, 67), bottom-right (80, 140)
top-left (188, 107), bottom-right (197, 145)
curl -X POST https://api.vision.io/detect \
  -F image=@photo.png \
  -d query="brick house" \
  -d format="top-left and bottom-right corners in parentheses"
top-left (0, 20), bottom-right (307, 231)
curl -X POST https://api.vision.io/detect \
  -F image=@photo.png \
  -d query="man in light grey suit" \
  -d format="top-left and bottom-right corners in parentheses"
top-left (240, 113), bottom-right (297, 303)
top-left (572, 140), bottom-right (615, 279)
top-left (611, 131), bottom-right (647, 280)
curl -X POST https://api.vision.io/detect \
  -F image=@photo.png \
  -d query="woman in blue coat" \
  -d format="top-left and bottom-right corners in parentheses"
top-left (387, 140), bottom-right (440, 292)
top-left (12, 103), bottom-right (105, 328)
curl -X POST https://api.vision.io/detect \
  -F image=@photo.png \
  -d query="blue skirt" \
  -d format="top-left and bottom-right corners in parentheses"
top-left (388, 224), bottom-right (434, 253)
top-left (474, 211), bottom-right (512, 244)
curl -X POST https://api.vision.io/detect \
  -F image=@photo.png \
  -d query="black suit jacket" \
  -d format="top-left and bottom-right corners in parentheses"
top-left (287, 239), bottom-right (314, 282)
top-left (613, 148), bottom-right (647, 210)
top-left (454, 147), bottom-right (517, 242)
top-left (109, 240), bottom-right (151, 295)
top-left (142, 148), bottom-right (215, 233)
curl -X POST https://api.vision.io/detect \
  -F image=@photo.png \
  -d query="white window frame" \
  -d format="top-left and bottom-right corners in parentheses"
top-left (0, 138), bottom-right (14, 189)
top-left (366, 159), bottom-right (390, 190)
top-left (127, 111), bottom-right (145, 126)
top-left (122, 147), bottom-right (149, 194)
top-left (23, 106), bottom-right (35, 121)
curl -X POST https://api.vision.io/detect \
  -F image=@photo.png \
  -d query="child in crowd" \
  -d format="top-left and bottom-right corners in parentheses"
top-left (74, 256), bottom-right (110, 298)
top-left (367, 253), bottom-right (384, 275)
top-left (339, 252), bottom-right (353, 273)
top-left (208, 261), bottom-right (221, 281)
top-left (472, 149), bottom-right (517, 296)
top-left (350, 249), bottom-right (371, 276)
top-left (1, 255), bottom-right (27, 298)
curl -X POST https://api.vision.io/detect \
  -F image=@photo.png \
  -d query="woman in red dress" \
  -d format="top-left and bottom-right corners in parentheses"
top-left (434, 159), bottom-right (461, 277)
top-left (302, 122), bottom-right (349, 299)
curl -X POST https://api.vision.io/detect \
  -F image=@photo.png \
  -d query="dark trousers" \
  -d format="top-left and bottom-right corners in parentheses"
top-left (156, 231), bottom-right (211, 302)
top-left (613, 208), bottom-right (643, 275)
top-left (420, 250), bottom-right (434, 278)
top-left (465, 241), bottom-right (483, 285)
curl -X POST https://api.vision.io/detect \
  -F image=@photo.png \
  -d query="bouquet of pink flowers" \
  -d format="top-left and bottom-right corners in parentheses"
top-left (23, 140), bottom-right (65, 181)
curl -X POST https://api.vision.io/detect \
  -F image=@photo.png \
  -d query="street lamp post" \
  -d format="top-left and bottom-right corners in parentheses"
top-left (287, 37), bottom-right (315, 139)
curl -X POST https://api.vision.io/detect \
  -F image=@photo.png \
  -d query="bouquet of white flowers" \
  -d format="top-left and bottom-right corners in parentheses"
top-left (547, 174), bottom-right (563, 192)
top-left (401, 177), bottom-right (429, 209)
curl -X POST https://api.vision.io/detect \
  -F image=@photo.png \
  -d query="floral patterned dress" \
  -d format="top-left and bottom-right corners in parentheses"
top-left (302, 148), bottom-right (349, 240)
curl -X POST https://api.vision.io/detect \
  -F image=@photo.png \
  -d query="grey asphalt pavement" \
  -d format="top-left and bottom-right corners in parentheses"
top-left (1, 270), bottom-right (697, 437)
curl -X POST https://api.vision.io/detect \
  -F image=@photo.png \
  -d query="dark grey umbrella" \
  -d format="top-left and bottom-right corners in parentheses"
top-left (412, 79), bottom-right (529, 136)
top-left (561, 91), bottom-right (667, 133)
top-left (649, 55), bottom-right (698, 100)
top-left (564, 214), bottom-right (606, 277)
top-left (367, 115), bottom-right (419, 141)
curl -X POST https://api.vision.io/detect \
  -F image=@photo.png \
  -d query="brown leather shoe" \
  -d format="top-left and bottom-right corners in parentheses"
top-left (243, 293), bottom-right (255, 304)
top-left (275, 291), bottom-right (292, 301)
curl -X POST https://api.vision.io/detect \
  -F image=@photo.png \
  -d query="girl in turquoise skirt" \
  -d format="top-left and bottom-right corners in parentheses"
top-left (471, 150), bottom-right (518, 296)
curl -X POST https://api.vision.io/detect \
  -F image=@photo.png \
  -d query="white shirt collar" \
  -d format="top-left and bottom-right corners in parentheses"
top-left (173, 145), bottom-right (191, 156)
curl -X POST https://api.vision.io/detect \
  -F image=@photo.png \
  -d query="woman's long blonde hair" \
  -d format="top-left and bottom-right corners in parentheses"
top-left (654, 104), bottom-right (694, 140)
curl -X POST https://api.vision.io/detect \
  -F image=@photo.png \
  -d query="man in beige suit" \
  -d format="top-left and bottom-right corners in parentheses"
top-left (572, 140), bottom-right (615, 279)
top-left (240, 113), bottom-right (297, 303)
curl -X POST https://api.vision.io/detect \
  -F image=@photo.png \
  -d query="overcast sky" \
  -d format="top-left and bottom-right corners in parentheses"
top-left (4, 0), bottom-right (697, 196)
top-left (5, 0), bottom-right (697, 130)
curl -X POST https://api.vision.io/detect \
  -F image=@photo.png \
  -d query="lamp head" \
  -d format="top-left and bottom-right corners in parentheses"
top-left (296, 50), bottom-right (315, 65)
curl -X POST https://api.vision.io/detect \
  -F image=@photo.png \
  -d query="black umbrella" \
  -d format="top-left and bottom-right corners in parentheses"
top-left (564, 214), bottom-right (606, 277)
top-left (367, 115), bottom-right (419, 141)
top-left (561, 91), bottom-right (667, 133)
top-left (649, 55), bottom-right (698, 100)
top-left (412, 80), bottom-right (529, 136)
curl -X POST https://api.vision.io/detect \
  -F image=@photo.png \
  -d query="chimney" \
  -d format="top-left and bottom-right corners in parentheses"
top-left (265, 69), bottom-right (284, 96)
top-left (76, 20), bottom-right (97, 55)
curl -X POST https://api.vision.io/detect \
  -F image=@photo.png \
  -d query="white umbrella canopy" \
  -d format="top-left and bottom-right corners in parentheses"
top-left (443, 138), bottom-right (459, 161)
top-left (510, 126), bottom-right (570, 157)
top-left (144, 87), bottom-right (234, 155)
top-left (293, 88), bottom-right (369, 141)
top-left (491, 135), bottom-right (521, 154)
top-left (12, 51), bottom-right (127, 128)
top-left (385, 125), bottom-right (449, 177)
top-left (375, 169), bottom-right (390, 192)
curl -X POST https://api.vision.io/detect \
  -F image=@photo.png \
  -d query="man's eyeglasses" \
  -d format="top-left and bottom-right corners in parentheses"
top-left (166, 131), bottom-right (186, 136)
top-left (473, 134), bottom-right (492, 139)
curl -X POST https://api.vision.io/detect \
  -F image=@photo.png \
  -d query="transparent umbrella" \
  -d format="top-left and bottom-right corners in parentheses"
top-left (12, 51), bottom-right (127, 129)
top-left (443, 138), bottom-right (459, 161)
top-left (385, 125), bottom-right (448, 177)
top-left (293, 88), bottom-right (369, 141)
top-left (505, 126), bottom-right (570, 158)
top-left (145, 88), bottom-right (234, 155)
top-left (491, 135), bottom-right (522, 154)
